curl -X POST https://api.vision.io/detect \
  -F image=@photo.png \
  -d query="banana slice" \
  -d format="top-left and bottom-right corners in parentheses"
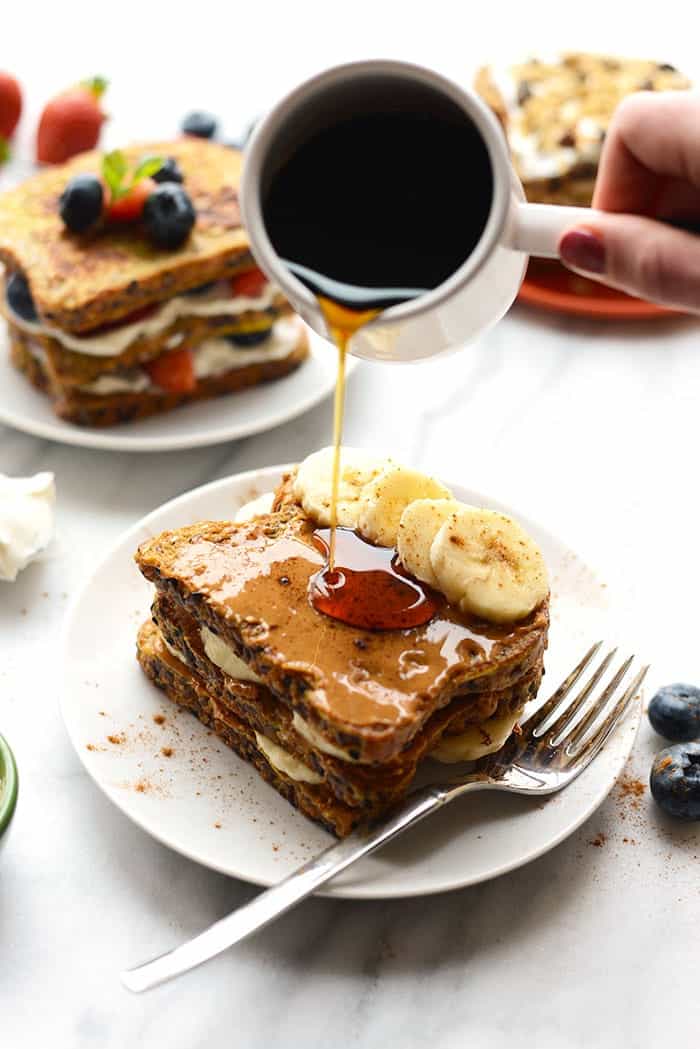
top-left (430, 507), bottom-right (548, 622)
top-left (358, 465), bottom-right (453, 548)
top-left (430, 708), bottom-right (523, 763)
top-left (293, 446), bottom-right (391, 528)
top-left (396, 498), bottom-right (460, 587)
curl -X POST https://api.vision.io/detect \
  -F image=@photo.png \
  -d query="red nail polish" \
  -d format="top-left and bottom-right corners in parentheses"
top-left (559, 228), bottom-right (605, 274)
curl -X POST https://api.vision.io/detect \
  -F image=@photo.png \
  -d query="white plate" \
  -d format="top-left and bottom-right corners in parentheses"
top-left (61, 466), bottom-right (639, 899)
top-left (0, 320), bottom-right (352, 452)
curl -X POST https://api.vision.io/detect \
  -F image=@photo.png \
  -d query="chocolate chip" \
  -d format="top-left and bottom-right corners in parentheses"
top-left (659, 62), bottom-right (677, 72)
top-left (558, 130), bottom-right (576, 147)
top-left (354, 638), bottom-right (368, 650)
top-left (278, 576), bottom-right (290, 585)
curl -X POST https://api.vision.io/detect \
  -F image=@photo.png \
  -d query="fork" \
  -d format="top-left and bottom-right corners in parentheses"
top-left (121, 642), bottom-right (648, 992)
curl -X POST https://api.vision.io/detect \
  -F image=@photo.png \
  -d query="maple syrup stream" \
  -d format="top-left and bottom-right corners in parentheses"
top-left (303, 298), bottom-right (438, 630)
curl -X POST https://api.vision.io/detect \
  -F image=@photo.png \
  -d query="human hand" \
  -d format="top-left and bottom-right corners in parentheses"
top-left (558, 91), bottom-right (700, 312)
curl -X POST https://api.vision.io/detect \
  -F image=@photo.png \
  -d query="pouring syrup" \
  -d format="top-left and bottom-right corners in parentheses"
top-left (261, 98), bottom-right (493, 629)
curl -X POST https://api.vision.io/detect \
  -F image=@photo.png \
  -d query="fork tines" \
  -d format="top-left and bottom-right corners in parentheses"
top-left (522, 642), bottom-right (649, 768)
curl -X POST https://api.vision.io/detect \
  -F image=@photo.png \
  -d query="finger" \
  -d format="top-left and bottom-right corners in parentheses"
top-left (559, 215), bottom-right (700, 313)
top-left (593, 90), bottom-right (700, 214)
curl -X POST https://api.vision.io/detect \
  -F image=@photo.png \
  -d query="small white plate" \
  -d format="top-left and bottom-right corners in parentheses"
top-left (0, 321), bottom-right (352, 452)
top-left (61, 466), bottom-right (640, 899)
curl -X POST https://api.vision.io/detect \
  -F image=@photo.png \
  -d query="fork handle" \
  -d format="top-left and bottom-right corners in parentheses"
top-left (121, 778), bottom-right (488, 992)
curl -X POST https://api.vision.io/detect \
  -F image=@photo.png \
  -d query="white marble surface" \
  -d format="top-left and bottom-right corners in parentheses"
top-left (2, 4), bottom-right (700, 1046)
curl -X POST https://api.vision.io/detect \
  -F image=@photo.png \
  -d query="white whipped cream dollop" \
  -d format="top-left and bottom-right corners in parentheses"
top-left (0, 472), bottom-right (56, 581)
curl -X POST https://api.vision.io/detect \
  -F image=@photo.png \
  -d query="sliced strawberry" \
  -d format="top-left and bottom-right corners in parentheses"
top-left (106, 177), bottom-right (156, 223)
top-left (145, 348), bottom-right (196, 394)
top-left (231, 267), bottom-right (267, 300)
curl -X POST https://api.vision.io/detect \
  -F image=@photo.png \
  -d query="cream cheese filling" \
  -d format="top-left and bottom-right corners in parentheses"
top-left (192, 317), bottom-right (300, 379)
top-left (77, 318), bottom-right (301, 396)
top-left (9, 280), bottom-right (280, 358)
top-left (429, 708), bottom-right (523, 763)
top-left (81, 371), bottom-right (152, 395)
top-left (254, 732), bottom-right (323, 785)
top-left (200, 626), bottom-right (263, 684)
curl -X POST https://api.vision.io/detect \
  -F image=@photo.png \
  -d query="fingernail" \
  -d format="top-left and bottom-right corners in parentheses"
top-left (559, 227), bottom-right (605, 274)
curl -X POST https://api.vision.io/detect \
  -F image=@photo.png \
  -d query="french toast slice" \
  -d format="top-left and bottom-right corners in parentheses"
top-left (0, 138), bottom-right (250, 333)
top-left (135, 505), bottom-right (549, 766)
top-left (475, 52), bottom-right (690, 206)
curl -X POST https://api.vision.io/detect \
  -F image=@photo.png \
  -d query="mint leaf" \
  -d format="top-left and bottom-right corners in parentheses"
top-left (0, 136), bottom-right (10, 165)
top-left (131, 155), bottom-right (165, 184)
top-left (102, 150), bottom-right (128, 201)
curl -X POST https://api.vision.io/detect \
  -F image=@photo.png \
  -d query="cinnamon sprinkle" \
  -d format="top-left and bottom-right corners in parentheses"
top-left (617, 775), bottom-right (645, 809)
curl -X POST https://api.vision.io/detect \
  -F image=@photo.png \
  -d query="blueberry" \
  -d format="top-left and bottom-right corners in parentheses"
top-left (6, 272), bottom-right (38, 322)
top-left (650, 742), bottom-right (700, 820)
top-left (648, 683), bottom-right (700, 742)
top-left (143, 184), bottom-right (196, 250)
top-left (226, 328), bottom-right (272, 347)
top-left (151, 156), bottom-right (184, 185)
top-left (181, 111), bottom-right (218, 139)
top-left (59, 174), bottom-right (104, 233)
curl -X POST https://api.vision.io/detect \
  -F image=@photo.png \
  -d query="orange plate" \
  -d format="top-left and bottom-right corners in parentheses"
top-left (518, 259), bottom-right (679, 319)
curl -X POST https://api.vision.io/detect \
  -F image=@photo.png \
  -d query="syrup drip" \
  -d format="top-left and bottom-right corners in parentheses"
top-left (317, 296), bottom-right (381, 570)
top-left (309, 527), bottom-right (439, 631)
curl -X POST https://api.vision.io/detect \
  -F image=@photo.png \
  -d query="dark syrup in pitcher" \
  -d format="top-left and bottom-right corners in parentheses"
top-left (262, 80), bottom-right (494, 629)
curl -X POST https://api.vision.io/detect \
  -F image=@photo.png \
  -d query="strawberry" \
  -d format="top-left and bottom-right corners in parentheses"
top-left (0, 72), bottom-right (22, 140)
top-left (145, 349), bottom-right (196, 394)
top-left (106, 177), bottom-right (155, 223)
top-left (36, 77), bottom-right (107, 165)
top-left (231, 267), bottom-right (267, 300)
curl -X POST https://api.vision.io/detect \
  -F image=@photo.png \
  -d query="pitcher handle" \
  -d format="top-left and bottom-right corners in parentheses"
top-left (506, 201), bottom-right (602, 259)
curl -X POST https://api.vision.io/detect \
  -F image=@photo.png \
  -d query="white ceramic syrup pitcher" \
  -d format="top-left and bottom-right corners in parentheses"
top-left (241, 59), bottom-right (602, 363)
